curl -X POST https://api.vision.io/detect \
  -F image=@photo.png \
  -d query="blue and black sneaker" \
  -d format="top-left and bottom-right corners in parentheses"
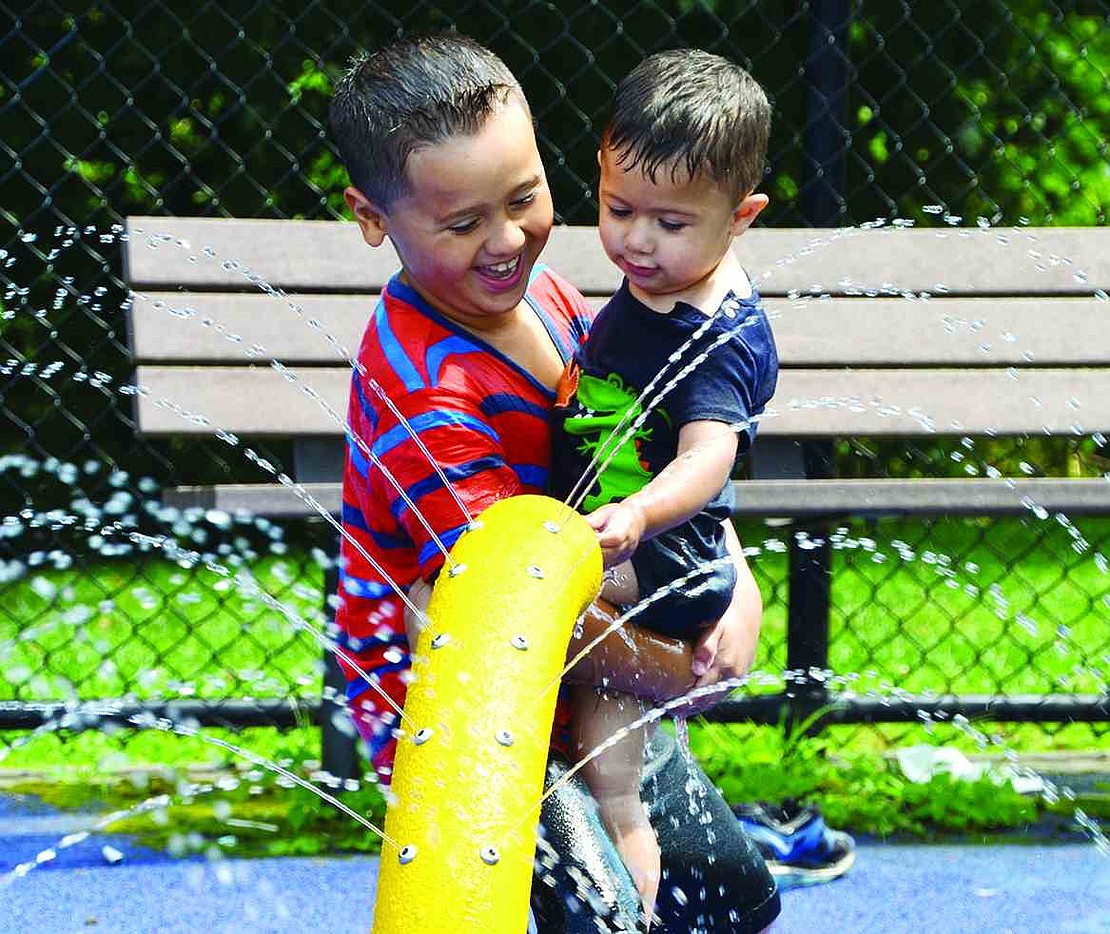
top-left (733, 799), bottom-right (856, 889)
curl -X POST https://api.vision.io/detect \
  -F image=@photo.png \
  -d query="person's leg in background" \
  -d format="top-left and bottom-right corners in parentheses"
top-left (531, 754), bottom-right (646, 933)
top-left (530, 731), bottom-right (780, 933)
top-left (644, 730), bottom-right (780, 932)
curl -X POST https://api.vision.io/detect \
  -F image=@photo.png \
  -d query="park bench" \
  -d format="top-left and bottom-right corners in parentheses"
top-left (122, 216), bottom-right (1110, 774)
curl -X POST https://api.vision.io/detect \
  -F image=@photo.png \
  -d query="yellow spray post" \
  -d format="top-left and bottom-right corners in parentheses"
top-left (373, 494), bottom-right (602, 933)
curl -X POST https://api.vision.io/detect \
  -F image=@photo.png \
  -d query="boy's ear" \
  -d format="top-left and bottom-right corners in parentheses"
top-left (345, 186), bottom-right (389, 248)
top-left (729, 192), bottom-right (770, 238)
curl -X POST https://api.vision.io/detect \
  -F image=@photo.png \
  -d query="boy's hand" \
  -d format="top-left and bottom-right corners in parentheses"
top-left (586, 500), bottom-right (646, 567)
top-left (666, 615), bottom-right (748, 717)
top-left (692, 613), bottom-right (745, 684)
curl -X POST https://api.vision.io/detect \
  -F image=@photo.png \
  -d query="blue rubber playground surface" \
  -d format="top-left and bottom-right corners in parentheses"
top-left (3, 795), bottom-right (1108, 933)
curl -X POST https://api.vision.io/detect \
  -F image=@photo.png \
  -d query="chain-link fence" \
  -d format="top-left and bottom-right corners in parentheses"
top-left (2, 1), bottom-right (1108, 764)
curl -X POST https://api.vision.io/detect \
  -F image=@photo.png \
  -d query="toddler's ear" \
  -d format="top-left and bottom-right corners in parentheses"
top-left (729, 193), bottom-right (769, 238)
top-left (345, 186), bottom-right (389, 248)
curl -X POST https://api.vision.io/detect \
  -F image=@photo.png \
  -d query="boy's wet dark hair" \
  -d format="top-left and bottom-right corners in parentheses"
top-left (603, 49), bottom-right (771, 200)
top-left (330, 33), bottom-right (526, 208)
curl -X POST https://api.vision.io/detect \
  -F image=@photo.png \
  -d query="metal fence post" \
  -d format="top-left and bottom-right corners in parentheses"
top-left (787, 0), bottom-right (852, 732)
top-left (294, 439), bottom-right (360, 781)
top-left (785, 444), bottom-right (835, 732)
top-left (321, 548), bottom-right (359, 781)
top-left (801, 0), bottom-right (852, 227)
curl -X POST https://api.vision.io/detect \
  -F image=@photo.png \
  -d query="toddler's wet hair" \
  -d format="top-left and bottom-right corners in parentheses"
top-left (604, 48), bottom-right (771, 199)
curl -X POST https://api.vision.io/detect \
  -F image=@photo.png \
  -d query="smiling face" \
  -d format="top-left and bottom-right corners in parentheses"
top-left (345, 98), bottom-right (553, 332)
top-left (597, 145), bottom-right (765, 309)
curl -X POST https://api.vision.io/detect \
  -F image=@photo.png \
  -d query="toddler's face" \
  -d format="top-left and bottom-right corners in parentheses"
top-left (597, 146), bottom-right (744, 303)
top-left (377, 99), bottom-right (553, 331)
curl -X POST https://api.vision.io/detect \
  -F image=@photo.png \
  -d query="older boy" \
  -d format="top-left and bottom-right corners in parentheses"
top-left (329, 33), bottom-right (779, 933)
top-left (548, 49), bottom-right (778, 922)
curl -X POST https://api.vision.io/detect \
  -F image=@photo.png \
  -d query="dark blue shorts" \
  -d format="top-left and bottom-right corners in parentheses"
top-left (628, 528), bottom-right (736, 639)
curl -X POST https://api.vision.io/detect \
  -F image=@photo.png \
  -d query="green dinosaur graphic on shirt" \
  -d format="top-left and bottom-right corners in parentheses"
top-left (563, 371), bottom-right (670, 513)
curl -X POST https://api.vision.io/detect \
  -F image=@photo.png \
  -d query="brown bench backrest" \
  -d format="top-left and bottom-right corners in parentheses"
top-left (125, 217), bottom-right (1110, 443)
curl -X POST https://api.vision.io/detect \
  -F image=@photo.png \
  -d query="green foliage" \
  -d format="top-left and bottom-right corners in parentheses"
top-left (950, 8), bottom-right (1110, 224)
top-left (848, 0), bottom-right (1110, 225)
top-left (7, 2), bottom-right (1109, 484)
top-left (12, 1), bottom-right (1108, 231)
top-left (287, 59), bottom-right (335, 106)
top-left (65, 156), bottom-right (115, 186)
top-left (833, 434), bottom-right (1108, 480)
top-left (304, 149), bottom-right (354, 218)
top-left (1, 554), bottom-right (323, 704)
top-left (3, 720), bottom-right (1072, 861)
top-left (689, 721), bottom-right (1040, 838)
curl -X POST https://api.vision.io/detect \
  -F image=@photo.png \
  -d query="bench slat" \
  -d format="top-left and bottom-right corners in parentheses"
top-left (770, 296), bottom-right (1110, 366)
top-left (129, 291), bottom-right (1110, 366)
top-left (133, 365), bottom-right (1110, 436)
top-left (731, 477), bottom-right (1110, 517)
top-left (125, 217), bottom-right (1109, 296)
top-left (161, 478), bottom-right (1110, 518)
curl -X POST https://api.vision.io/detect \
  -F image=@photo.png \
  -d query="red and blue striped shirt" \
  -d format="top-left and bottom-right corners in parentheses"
top-left (335, 266), bottom-right (594, 779)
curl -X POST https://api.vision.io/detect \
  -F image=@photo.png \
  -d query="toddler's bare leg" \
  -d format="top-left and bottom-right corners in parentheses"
top-left (599, 559), bottom-right (640, 607)
top-left (572, 684), bottom-right (660, 926)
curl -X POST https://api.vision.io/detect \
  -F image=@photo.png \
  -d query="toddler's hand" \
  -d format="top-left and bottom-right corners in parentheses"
top-left (585, 501), bottom-right (646, 567)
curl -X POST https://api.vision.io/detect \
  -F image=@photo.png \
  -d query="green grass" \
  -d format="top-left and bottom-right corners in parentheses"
top-left (738, 516), bottom-right (1110, 697)
top-left (1, 556), bottom-right (323, 701)
top-left (689, 720), bottom-right (1110, 840)
top-left (0, 725), bottom-right (323, 773)
top-left (1, 515), bottom-right (1107, 778)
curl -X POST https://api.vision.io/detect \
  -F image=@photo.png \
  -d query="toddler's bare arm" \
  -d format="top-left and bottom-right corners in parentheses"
top-left (587, 420), bottom-right (739, 567)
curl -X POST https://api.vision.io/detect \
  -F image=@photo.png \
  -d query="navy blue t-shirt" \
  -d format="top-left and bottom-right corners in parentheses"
top-left (549, 280), bottom-right (778, 637)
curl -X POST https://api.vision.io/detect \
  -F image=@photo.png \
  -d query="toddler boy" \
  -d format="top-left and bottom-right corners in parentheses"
top-left (549, 48), bottom-right (779, 922)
